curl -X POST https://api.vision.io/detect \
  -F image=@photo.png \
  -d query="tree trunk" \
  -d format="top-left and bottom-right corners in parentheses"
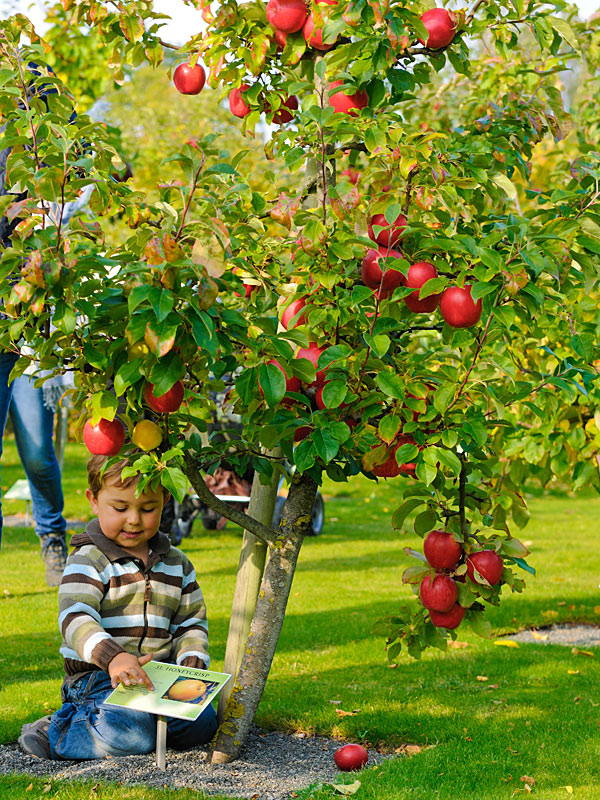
top-left (209, 470), bottom-right (317, 763)
top-left (217, 448), bottom-right (282, 722)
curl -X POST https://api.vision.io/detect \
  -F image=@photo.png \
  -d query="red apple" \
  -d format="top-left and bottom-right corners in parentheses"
top-left (267, 0), bottom-right (308, 33)
top-left (467, 551), bottom-right (504, 586)
top-left (429, 602), bottom-right (465, 629)
top-left (439, 286), bottom-right (482, 328)
top-left (295, 341), bottom-right (328, 387)
top-left (229, 85), bottom-right (251, 118)
top-left (404, 262), bottom-right (441, 313)
top-left (294, 425), bottom-right (313, 442)
top-left (419, 573), bottom-right (458, 612)
top-left (367, 212), bottom-right (407, 248)
top-left (272, 95), bottom-right (298, 124)
top-left (274, 29), bottom-right (288, 49)
top-left (334, 744), bottom-right (368, 772)
top-left (83, 418), bottom-right (126, 456)
top-left (143, 381), bottom-right (185, 413)
top-left (281, 297), bottom-right (307, 329)
top-left (270, 359), bottom-right (302, 393)
top-left (362, 247), bottom-right (404, 299)
top-left (371, 435), bottom-right (417, 478)
top-left (418, 8), bottom-right (457, 49)
top-left (303, 12), bottom-right (334, 50)
top-left (423, 530), bottom-right (463, 570)
top-left (173, 63), bottom-right (206, 95)
top-left (340, 167), bottom-right (360, 185)
top-left (329, 81), bottom-right (369, 115)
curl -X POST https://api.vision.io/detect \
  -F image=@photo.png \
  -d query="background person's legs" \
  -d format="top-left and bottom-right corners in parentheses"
top-left (0, 351), bottom-right (19, 548)
top-left (10, 373), bottom-right (67, 585)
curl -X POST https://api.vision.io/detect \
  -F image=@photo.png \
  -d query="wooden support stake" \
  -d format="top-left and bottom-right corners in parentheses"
top-left (156, 715), bottom-right (167, 770)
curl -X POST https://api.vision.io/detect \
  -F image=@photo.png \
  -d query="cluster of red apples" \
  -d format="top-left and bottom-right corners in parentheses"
top-left (82, 381), bottom-right (185, 457)
top-left (418, 529), bottom-right (504, 630)
top-left (363, 213), bottom-right (483, 328)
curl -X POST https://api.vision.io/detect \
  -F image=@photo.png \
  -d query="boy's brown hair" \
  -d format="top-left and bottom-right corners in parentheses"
top-left (86, 455), bottom-right (143, 497)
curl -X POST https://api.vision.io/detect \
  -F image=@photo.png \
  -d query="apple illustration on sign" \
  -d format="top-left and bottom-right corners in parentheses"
top-left (423, 530), bottom-right (463, 570)
top-left (267, 0), bottom-right (308, 33)
top-left (418, 8), bottom-right (457, 49)
top-left (439, 285), bottom-right (482, 328)
top-left (329, 81), bottom-right (369, 115)
top-left (334, 743), bottom-right (369, 771)
top-left (404, 261), bottom-right (441, 313)
top-left (143, 381), bottom-right (185, 413)
top-left (229, 85), bottom-right (251, 118)
top-left (467, 551), bottom-right (504, 585)
top-left (429, 602), bottom-right (465, 629)
top-left (419, 573), bottom-right (458, 612)
top-left (362, 247), bottom-right (404, 299)
top-left (367, 212), bottom-right (407, 248)
top-left (173, 63), bottom-right (206, 95)
top-left (83, 418), bottom-right (126, 456)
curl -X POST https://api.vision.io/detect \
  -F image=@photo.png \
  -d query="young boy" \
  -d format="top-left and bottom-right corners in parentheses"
top-left (18, 455), bottom-right (217, 760)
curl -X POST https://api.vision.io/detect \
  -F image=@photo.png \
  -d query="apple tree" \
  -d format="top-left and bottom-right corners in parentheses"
top-left (1, 0), bottom-right (599, 764)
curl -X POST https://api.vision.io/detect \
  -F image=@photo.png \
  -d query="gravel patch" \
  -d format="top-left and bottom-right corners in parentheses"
top-left (507, 624), bottom-right (600, 646)
top-left (0, 727), bottom-right (390, 799)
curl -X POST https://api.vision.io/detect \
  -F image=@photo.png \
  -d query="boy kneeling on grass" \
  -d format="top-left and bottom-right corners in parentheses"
top-left (19, 454), bottom-right (217, 760)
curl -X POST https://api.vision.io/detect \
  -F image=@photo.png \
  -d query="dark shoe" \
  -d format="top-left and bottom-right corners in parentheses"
top-left (18, 716), bottom-right (52, 759)
top-left (40, 536), bottom-right (67, 587)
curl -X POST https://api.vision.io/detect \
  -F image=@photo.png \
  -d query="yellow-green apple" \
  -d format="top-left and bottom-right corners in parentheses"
top-left (362, 247), bottom-right (404, 298)
top-left (404, 261), bottom-right (441, 313)
top-left (419, 573), bottom-right (458, 612)
top-left (143, 381), bottom-right (185, 413)
top-left (423, 530), bottom-right (463, 570)
top-left (83, 418), bottom-right (125, 456)
top-left (467, 551), bottom-right (504, 585)
top-left (418, 8), bottom-right (457, 49)
top-left (267, 0), bottom-right (308, 32)
top-left (367, 212), bottom-right (407, 247)
top-left (439, 285), bottom-right (482, 327)
top-left (173, 63), bottom-right (206, 95)
top-left (429, 602), bottom-right (465, 629)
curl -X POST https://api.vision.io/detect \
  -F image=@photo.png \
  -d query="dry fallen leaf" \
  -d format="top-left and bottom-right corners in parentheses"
top-left (494, 639), bottom-right (519, 648)
top-left (448, 640), bottom-right (469, 649)
top-left (477, 675), bottom-right (489, 681)
top-left (335, 708), bottom-right (360, 717)
top-left (531, 631), bottom-right (549, 641)
top-left (329, 699), bottom-right (342, 704)
top-left (568, 670), bottom-right (580, 675)
top-left (572, 647), bottom-right (594, 657)
top-left (331, 780), bottom-right (361, 795)
top-left (520, 776), bottom-right (536, 785)
top-left (563, 787), bottom-right (574, 795)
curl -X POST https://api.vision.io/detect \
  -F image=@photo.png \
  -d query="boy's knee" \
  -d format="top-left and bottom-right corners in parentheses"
top-left (93, 707), bottom-right (156, 756)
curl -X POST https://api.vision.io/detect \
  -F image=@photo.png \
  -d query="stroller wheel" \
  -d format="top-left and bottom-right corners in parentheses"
top-left (272, 492), bottom-right (324, 536)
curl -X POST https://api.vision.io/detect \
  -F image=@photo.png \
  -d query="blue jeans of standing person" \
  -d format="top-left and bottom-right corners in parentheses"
top-left (48, 670), bottom-right (218, 760)
top-left (0, 351), bottom-right (19, 546)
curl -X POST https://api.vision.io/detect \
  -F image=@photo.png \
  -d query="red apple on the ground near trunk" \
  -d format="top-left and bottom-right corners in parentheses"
top-left (83, 418), bottom-right (126, 456)
top-left (267, 0), bottom-right (308, 32)
top-left (404, 262), bottom-right (441, 313)
top-left (423, 530), bottom-right (463, 570)
top-left (334, 744), bottom-right (369, 771)
top-left (329, 81), bottom-right (369, 115)
top-left (229, 85), bottom-right (251, 118)
top-left (429, 603), bottom-right (465, 629)
top-left (362, 247), bottom-right (404, 299)
top-left (467, 551), bottom-right (504, 585)
top-left (340, 167), bottom-right (360, 185)
top-left (272, 95), bottom-right (298, 124)
top-left (367, 212), bottom-right (407, 248)
top-left (173, 63), bottom-right (206, 95)
top-left (419, 573), bottom-right (458, 612)
top-left (281, 297), bottom-right (307, 329)
top-left (295, 342), bottom-right (328, 387)
top-left (418, 8), bottom-right (456, 49)
top-left (439, 285), bottom-right (482, 328)
top-left (143, 381), bottom-right (185, 413)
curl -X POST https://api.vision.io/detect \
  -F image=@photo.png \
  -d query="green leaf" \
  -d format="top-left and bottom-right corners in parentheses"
top-left (53, 300), bottom-right (76, 334)
top-left (546, 16), bottom-right (580, 51)
top-left (148, 352), bottom-right (184, 397)
top-left (258, 362), bottom-right (286, 407)
top-left (312, 429), bottom-right (340, 463)
top-left (414, 507), bottom-right (437, 536)
top-left (160, 467), bottom-right (188, 503)
top-left (392, 497), bottom-right (426, 529)
top-left (511, 557), bottom-right (536, 576)
top-left (294, 439), bottom-right (316, 472)
top-left (90, 391), bottom-right (119, 425)
top-left (376, 371), bottom-right (405, 399)
top-left (491, 173), bottom-right (517, 200)
top-left (321, 380), bottom-right (347, 408)
top-left (433, 383), bottom-right (454, 415)
top-left (114, 358), bottom-right (143, 397)
top-left (378, 414), bottom-right (402, 444)
top-left (468, 612), bottom-right (492, 639)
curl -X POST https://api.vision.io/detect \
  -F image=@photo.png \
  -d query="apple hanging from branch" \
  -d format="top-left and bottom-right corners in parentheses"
top-left (403, 261), bottom-right (441, 313)
top-left (417, 8), bottom-right (457, 50)
top-left (439, 285), bottom-right (482, 327)
top-left (173, 62), bottom-right (206, 95)
top-left (267, 0), bottom-right (308, 33)
top-left (83, 418), bottom-right (126, 456)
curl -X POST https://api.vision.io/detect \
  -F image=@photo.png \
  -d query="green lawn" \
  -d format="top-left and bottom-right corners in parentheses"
top-left (1, 438), bottom-right (599, 799)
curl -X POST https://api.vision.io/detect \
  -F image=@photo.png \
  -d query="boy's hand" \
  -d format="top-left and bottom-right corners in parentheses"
top-left (108, 652), bottom-right (154, 691)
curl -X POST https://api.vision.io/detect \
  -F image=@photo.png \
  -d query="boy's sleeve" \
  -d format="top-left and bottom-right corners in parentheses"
top-left (58, 548), bottom-right (127, 670)
top-left (170, 556), bottom-right (210, 668)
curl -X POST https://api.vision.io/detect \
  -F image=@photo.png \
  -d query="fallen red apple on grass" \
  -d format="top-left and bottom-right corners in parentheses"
top-left (404, 261), bottom-right (441, 313)
top-left (83, 418), bottom-right (126, 456)
top-left (267, 0), bottom-right (308, 32)
top-left (334, 743), bottom-right (369, 771)
top-left (368, 212), bottom-right (407, 248)
top-left (418, 8), bottom-right (457, 49)
top-left (329, 81), bottom-right (368, 115)
top-left (419, 573), bottom-right (458, 612)
top-left (429, 602), bottom-right (465, 629)
top-left (362, 247), bottom-right (404, 299)
top-left (439, 285), bottom-right (482, 328)
top-left (173, 63), bottom-right (206, 95)
top-left (467, 551), bottom-right (504, 585)
top-left (423, 530), bottom-right (463, 570)
top-left (143, 381), bottom-right (185, 413)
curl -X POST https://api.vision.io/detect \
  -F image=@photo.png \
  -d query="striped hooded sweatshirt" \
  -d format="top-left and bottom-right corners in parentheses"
top-left (58, 519), bottom-right (210, 679)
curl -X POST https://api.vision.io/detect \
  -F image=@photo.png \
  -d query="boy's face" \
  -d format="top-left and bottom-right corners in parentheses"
top-left (86, 481), bottom-right (165, 554)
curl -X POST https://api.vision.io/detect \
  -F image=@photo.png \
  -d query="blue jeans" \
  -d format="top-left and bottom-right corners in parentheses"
top-left (0, 352), bottom-right (19, 546)
top-left (9, 372), bottom-right (66, 541)
top-left (48, 671), bottom-right (218, 760)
